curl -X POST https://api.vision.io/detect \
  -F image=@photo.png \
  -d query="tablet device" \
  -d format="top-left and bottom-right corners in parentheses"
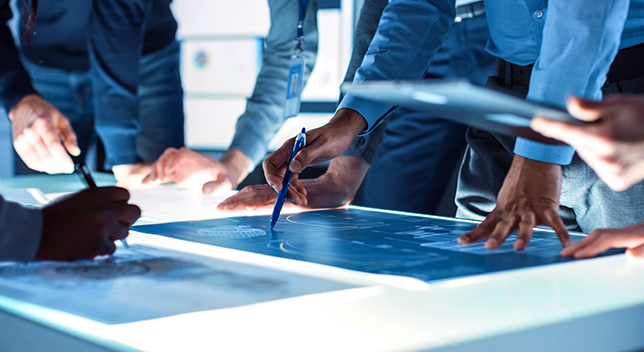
top-left (341, 80), bottom-right (581, 142)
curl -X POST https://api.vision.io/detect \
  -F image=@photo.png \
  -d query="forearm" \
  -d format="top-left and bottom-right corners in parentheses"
top-left (0, 2), bottom-right (37, 115)
top-left (0, 197), bottom-right (42, 261)
top-left (229, 0), bottom-right (319, 167)
top-left (517, 0), bottom-right (629, 165)
top-left (338, 0), bottom-right (456, 133)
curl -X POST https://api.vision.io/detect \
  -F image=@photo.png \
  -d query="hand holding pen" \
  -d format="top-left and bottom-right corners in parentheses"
top-left (269, 128), bottom-right (306, 229)
top-left (34, 165), bottom-right (140, 261)
top-left (75, 162), bottom-right (133, 249)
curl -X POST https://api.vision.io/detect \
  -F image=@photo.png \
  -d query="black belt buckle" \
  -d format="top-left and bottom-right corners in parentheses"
top-left (455, 1), bottom-right (486, 22)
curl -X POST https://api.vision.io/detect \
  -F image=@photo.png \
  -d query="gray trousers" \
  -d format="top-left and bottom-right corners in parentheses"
top-left (456, 75), bottom-right (644, 233)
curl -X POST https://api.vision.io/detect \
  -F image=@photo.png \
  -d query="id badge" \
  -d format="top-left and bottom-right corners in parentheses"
top-left (284, 53), bottom-right (305, 118)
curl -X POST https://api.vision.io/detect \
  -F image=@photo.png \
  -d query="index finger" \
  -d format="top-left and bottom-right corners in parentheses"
top-left (263, 137), bottom-right (296, 191)
top-left (97, 186), bottom-right (131, 202)
top-left (37, 125), bottom-right (74, 174)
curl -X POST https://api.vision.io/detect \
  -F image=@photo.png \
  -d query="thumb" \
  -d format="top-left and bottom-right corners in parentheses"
top-left (57, 116), bottom-right (80, 156)
top-left (203, 178), bottom-right (231, 194)
top-left (566, 97), bottom-right (605, 122)
top-left (628, 244), bottom-right (644, 258)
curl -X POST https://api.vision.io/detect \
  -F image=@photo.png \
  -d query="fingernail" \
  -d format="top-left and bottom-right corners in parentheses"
top-left (225, 204), bottom-right (236, 210)
top-left (290, 159), bottom-right (302, 171)
top-left (514, 239), bottom-right (525, 250)
top-left (204, 185), bottom-right (213, 193)
top-left (486, 239), bottom-right (499, 248)
top-left (457, 235), bottom-right (469, 244)
top-left (268, 182), bottom-right (277, 191)
top-left (69, 146), bottom-right (81, 156)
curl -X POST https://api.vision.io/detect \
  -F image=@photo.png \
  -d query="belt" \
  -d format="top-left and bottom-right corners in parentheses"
top-left (455, 1), bottom-right (486, 22)
top-left (494, 42), bottom-right (644, 88)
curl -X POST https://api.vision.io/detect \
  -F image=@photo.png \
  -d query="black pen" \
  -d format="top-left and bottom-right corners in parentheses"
top-left (75, 162), bottom-right (130, 249)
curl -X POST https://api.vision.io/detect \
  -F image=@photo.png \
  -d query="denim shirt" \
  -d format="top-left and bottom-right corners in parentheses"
top-left (228, 0), bottom-right (319, 167)
top-left (0, 0), bottom-right (178, 167)
top-left (339, 0), bottom-right (644, 165)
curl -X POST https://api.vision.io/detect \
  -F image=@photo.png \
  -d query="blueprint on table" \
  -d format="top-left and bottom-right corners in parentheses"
top-left (133, 207), bottom-right (623, 283)
top-left (0, 245), bottom-right (355, 324)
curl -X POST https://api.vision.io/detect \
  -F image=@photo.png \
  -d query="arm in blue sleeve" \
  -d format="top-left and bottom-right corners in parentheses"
top-left (516, 0), bottom-right (630, 164)
top-left (0, 196), bottom-right (42, 261)
top-left (228, 0), bottom-right (319, 167)
top-left (87, 0), bottom-right (152, 168)
top-left (337, 0), bottom-right (456, 134)
top-left (0, 0), bottom-right (37, 115)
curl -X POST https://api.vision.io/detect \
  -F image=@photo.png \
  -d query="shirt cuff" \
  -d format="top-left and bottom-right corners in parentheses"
top-left (513, 137), bottom-right (575, 165)
top-left (337, 93), bottom-right (393, 135)
top-left (0, 200), bottom-right (43, 262)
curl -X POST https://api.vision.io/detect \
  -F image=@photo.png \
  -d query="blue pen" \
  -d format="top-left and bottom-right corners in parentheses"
top-left (75, 162), bottom-right (130, 249)
top-left (270, 128), bottom-right (306, 229)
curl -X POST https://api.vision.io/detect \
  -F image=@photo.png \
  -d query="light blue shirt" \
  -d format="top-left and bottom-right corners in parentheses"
top-left (339, 0), bottom-right (644, 165)
top-left (228, 0), bottom-right (319, 167)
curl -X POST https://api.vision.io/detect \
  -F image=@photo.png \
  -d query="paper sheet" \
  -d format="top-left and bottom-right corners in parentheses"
top-left (0, 188), bottom-right (49, 208)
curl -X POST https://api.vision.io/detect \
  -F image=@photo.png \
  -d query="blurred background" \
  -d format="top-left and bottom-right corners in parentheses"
top-left (0, 0), bottom-right (363, 180)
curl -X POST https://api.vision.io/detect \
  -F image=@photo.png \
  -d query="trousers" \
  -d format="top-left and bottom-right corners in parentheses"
top-left (361, 13), bottom-right (495, 215)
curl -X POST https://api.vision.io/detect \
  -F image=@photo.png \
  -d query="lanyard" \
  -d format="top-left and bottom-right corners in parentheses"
top-left (297, 0), bottom-right (310, 40)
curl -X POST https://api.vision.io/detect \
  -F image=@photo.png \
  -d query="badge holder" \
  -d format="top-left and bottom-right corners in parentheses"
top-left (284, 35), bottom-right (305, 118)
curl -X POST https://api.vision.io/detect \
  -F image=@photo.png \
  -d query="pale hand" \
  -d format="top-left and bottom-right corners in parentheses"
top-left (142, 147), bottom-right (252, 193)
top-left (113, 162), bottom-right (153, 188)
top-left (9, 94), bottom-right (80, 174)
top-left (532, 96), bottom-right (644, 191)
top-left (458, 155), bottom-right (572, 250)
top-left (561, 223), bottom-right (644, 258)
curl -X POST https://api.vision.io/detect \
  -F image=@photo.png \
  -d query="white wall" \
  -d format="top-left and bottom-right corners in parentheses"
top-left (172, 0), bottom-right (353, 151)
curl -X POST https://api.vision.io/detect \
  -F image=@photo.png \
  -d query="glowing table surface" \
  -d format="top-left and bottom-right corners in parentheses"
top-left (1, 174), bottom-right (643, 352)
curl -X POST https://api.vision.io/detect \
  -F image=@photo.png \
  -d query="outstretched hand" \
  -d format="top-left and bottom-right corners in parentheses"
top-left (35, 187), bottom-right (141, 261)
top-left (561, 224), bottom-right (644, 259)
top-left (143, 147), bottom-right (252, 193)
top-left (263, 109), bottom-right (367, 192)
top-left (458, 155), bottom-right (572, 250)
top-left (219, 156), bottom-right (370, 211)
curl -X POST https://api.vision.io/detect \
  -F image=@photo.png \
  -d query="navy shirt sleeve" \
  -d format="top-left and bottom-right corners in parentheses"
top-left (87, 0), bottom-right (153, 168)
top-left (0, 0), bottom-right (37, 115)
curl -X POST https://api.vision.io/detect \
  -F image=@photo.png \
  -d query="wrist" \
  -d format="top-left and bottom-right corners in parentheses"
top-left (221, 149), bottom-right (253, 187)
top-left (331, 108), bottom-right (368, 136)
top-left (8, 94), bottom-right (41, 122)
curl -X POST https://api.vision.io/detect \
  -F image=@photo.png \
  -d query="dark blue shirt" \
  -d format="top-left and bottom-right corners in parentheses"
top-left (0, 0), bottom-right (178, 166)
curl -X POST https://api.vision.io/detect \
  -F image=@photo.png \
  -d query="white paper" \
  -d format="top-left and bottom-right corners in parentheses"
top-left (0, 188), bottom-right (49, 208)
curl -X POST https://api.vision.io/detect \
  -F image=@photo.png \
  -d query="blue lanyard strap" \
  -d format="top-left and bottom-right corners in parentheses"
top-left (297, 0), bottom-right (310, 39)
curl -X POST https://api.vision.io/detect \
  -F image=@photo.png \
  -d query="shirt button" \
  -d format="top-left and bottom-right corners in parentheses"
top-left (535, 9), bottom-right (544, 18)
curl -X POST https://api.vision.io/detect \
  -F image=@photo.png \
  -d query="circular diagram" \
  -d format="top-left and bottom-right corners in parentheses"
top-left (198, 225), bottom-right (266, 239)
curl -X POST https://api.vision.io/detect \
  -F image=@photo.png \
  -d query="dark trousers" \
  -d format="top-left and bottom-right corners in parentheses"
top-left (456, 59), bottom-right (644, 233)
top-left (361, 14), bottom-right (495, 215)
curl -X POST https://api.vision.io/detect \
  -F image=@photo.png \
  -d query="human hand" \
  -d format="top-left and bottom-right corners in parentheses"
top-left (113, 162), bottom-right (153, 188)
top-left (561, 223), bottom-right (644, 259)
top-left (531, 96), bottom-right (644, 191)
top-left (219, 156), bottom-right (369, 211)
top-left (458, 155), bottom-right (572, 250)
top-left (263, 109), bottom-right (367, 192)
top-left (35, 187), bottom-right (141, 261)
top-left (142, 148), bottom-right (252, 193)
top-left (9, 94), bottom-right (80, 174)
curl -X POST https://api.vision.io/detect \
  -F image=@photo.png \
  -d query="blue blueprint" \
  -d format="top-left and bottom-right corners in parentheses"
top-left (133, 207), bottom-right (622, 283)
